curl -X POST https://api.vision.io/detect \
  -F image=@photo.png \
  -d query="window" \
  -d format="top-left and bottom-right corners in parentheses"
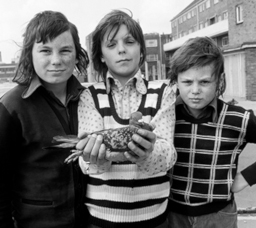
top-left (145, 39), bottom-right (158, 48)
top-left (191, 9), bottom-right (195, 17)
top-left (187, 11), bottom-right (191, 19)
top-left (199, 4), bottom-right (203, 12)
top-left (222, 37), bottom-right (229, 46)
top-left (209, 17), bottom-right (216, 25)
top-left (146, 54), bottom-right (158, 62)
top-left (236, 4), bottom-right (243, 24)
top-left (199, 22), bottom-right (204, 29)
top-left (206, 0), bottom-right (210, 9)
top-left (165, 53), bottom-right (171, 60)
top-left (223, 11), bottom-right (228, 19)
top-left (214, 0), bottom-right (219, 4)
top-left (180, 31), bottom-right (185, 37)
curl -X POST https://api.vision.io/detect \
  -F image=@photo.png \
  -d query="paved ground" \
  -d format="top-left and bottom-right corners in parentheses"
top-left (1, 83), bottom-right (256, 227)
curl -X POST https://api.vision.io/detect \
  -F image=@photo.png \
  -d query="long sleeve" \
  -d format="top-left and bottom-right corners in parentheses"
top-left (0, 103), bottom-right (16, 228)
top-left (136, 85), bottom-right (177, 175)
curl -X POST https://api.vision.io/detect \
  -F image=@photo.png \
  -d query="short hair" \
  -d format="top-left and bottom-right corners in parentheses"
top-left (13, 10), bottom-right (89, 85)
top-left (91, 9), bottom-right (146, 81)
top-left (169, 36), bottom-right (226, 97)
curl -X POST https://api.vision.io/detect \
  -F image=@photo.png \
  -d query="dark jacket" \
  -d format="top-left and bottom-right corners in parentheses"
top-left (0, 76), bottom-right (87, 228)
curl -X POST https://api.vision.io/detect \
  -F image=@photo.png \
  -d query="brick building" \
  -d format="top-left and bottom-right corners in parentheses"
top-left (142, 33), bottom-right (171, 80)
top-left (164, 0), bottom-right (256, 101)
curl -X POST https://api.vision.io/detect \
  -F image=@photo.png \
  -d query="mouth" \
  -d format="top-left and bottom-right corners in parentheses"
top-left (48, 70), bottom-right (65, 73)
top-left (190, 98), bottom-right (201, 102)
top-left (117, 59), bottom-right (130, 63)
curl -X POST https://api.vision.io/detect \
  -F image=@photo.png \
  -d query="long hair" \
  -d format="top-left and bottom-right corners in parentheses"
top-left (91, 9), bottom-right (146, 82)
top-left (13, 10), bottom-right (89, 85)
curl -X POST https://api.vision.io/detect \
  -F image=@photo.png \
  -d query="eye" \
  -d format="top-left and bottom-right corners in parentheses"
top-left (183, 80), bottom-right (192, 85)
top-left (201, 80), bottom-right (211, 85)
top-left (126, 39), bottom-right (135, 44)
top-left (107, 42), bottom-right (116, 48)
top-left (40, 49), bottom-right (51, 54)
top-left (61, 49), bottom-right (72, 53)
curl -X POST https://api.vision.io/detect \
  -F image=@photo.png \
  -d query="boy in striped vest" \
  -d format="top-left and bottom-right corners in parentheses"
top-left (168, 36), bottom-right (256, 228)
top-left (76, 10), bottom-right (177, 228)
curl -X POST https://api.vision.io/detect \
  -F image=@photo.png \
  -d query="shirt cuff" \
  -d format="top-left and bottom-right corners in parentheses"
top-left (78, 157), bottom-right (111, 175)
top-left (136, 139), bottom-right (177, 176)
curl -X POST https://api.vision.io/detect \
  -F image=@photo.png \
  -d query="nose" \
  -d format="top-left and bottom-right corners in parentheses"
top-left (191, 83), bottom-right (201, 94)
top-left (117, 42), bottom-right (126, 54)
top-left (51, 52), bottom-right (61, 65)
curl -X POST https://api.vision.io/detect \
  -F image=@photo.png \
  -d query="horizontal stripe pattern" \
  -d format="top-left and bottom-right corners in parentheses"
top-left (87, 199), bottom-right (168, 222)
top-left (85, 80), bottom-right (169, 227)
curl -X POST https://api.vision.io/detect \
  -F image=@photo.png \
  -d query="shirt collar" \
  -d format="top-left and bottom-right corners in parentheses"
top-left (105, 69), bottom-right (147, 95)
top-left (22, 75), bottom-right (84, 99)
top-left (176, 95), bottom-right (218, 122)
top-left (22, 76), bottom-right (43, 99)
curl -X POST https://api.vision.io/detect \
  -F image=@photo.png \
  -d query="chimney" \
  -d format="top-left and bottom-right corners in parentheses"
top-left (0, 51), bottom-right (2, 62)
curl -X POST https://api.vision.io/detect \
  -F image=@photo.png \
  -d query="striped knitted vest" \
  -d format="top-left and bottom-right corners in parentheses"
top-left (85, 80), bottom-right (170, 228)
top-left (88, 79), bottom-right (166, 128)
top-left (170, 100), bottom-right (250, 216)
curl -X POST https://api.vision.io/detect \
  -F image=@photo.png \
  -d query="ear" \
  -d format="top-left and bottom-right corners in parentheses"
top-left (216, 72), bottom-right (225, 97)
top-left (75, 59), bottom-right (78, 64)
top-left (101, 57), bottom-right (105, 63)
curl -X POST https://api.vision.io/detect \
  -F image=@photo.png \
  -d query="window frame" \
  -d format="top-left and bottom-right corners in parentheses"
top-left (236, 4), bottom-right (243, 24)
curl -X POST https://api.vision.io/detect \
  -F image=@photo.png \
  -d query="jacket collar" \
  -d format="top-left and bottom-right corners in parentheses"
top-left (22, 75), bottom-right (84, 100)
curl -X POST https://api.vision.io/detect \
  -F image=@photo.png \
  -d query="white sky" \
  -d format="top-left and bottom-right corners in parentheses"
top-left (0, 0), bottom-right (193, 63)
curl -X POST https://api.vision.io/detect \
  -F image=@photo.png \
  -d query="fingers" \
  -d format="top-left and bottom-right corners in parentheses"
top-left (76, 136), bottom-right (89, 151)
top-left (133, 129), bottom-right (156, 151)
top-left (136, 129), bottom-right (156, 144)
top-left (83, 134), bottom-right (99, 163)
top-left (78, 131), bottom-right (90, 139)
top-left (78, 134), bottom-right (107, 165)
top-left (125, 129), bottom-right (156, 162)
top-left (96, 143), bottom-right (107, 166)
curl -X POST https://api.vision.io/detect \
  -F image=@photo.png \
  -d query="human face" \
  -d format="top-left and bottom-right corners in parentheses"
top-left (177, 65), bottom-right (217, 118)
top-left (101, 24), bottom-right (141, 85)
top-left (32, 31), bottom-right (78, 89)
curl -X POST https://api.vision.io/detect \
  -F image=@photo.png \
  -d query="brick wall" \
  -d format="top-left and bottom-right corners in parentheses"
top-left (245, 48), bottom-right (256, 100)
top-left (228, 0), bottom-right (256, 47)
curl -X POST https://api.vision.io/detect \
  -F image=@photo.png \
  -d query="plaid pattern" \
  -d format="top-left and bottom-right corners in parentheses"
top-left (170, 100), bottom-right (251, 216)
